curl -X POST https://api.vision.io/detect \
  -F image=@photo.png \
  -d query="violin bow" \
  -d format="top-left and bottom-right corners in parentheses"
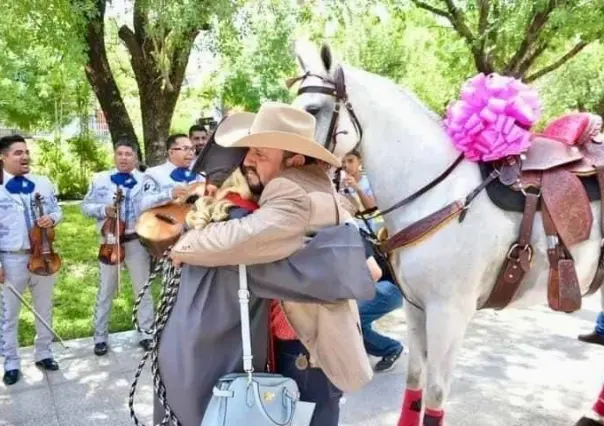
top-left (115, 190), bottom-right (122, 296)
top-left (4, 281), bottom-right (68, 349)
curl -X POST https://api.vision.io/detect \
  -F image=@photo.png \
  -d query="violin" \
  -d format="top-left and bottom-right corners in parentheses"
top-left (27, 192), bottom-right (61, 276)
top-left (136, 182), bottom-right (204, 258)
top-left (98, 188), bottom-right (126, 265)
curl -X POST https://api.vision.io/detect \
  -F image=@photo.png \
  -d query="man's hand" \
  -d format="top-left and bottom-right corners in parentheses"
top-left (343, 176), bottom-right (359, 191)
top-left (171, 185), bottom-right (189, 200)
top-left (105, 205), bottom-right (117, 218)
top-left (36, 215), bottom-right (54, 228)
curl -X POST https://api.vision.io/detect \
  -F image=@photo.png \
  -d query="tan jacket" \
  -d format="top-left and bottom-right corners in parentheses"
top-left (172, 164), bottom-right (373, 392)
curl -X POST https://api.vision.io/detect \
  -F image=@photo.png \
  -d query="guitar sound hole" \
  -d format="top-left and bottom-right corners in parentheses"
top-left (156, 213), bottom-right (177, 225)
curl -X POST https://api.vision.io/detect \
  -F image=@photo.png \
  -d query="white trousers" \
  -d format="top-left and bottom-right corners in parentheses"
top-left (93, 239), bottom-right (154, 344)
top-left (0, 253), bottom-right (57, 371)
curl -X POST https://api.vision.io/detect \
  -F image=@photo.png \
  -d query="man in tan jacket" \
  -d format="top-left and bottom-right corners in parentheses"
top-left (171, 102), bottom-right (375, 426)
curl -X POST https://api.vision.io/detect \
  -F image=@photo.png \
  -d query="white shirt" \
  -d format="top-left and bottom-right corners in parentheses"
top-left (81, 168), bottom-right (145, 233)
top-left (140, 161), bottom-right (204, 213)
top-left (0, 170), bottom-right (62, 251)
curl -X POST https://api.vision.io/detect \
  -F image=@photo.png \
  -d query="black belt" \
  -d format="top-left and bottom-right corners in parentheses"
top-left (121, 233), bottom-right (138, 243)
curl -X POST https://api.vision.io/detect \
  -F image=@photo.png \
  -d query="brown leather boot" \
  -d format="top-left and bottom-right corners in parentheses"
top-left (574, 417), bottom-right (603, 426)
top-left (578, 331), bottom-right (604, 346)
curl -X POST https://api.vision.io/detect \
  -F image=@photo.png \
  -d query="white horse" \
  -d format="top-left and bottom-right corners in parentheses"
top-left (290, 40), bottom-right (602, 425)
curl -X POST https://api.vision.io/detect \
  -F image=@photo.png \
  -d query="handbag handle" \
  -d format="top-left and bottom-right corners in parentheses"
top-left (251, 381), bottom-right (296, 426)
top-left (238, 264), bottom-right (254, 379)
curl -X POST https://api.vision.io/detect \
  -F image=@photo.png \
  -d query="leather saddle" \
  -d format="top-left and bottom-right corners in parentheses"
top-left (482, 112), bottom-right (604, 313)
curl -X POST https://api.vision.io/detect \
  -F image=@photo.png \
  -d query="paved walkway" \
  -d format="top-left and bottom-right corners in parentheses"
top-left (1, 295), bottom-right (603, 426)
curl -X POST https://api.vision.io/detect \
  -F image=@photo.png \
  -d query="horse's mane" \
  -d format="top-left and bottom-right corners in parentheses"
top-left (340, 64), bottom-right (442, 124)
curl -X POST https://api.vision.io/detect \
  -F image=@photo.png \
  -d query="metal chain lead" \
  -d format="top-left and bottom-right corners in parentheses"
top-left (129, 249), bottom-right (184, 426)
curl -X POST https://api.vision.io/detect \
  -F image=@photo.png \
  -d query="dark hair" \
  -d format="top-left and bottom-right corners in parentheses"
top-left (345, 149), bottom-right (361, 159)
top-left (189, 125), bottom-right (207, 137)
top-left (0, 134), bottom-right (26, 153)
top-left (166, 133), bottom-right (189, 150)
top-left (114, 139), bottom-right (138, 154)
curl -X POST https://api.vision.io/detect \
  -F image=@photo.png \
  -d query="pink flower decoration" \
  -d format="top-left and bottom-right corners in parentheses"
top-left (444, 73), bottom-right (541, 162)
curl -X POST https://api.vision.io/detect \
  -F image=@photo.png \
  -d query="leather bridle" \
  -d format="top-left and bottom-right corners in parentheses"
top-left (286, 65), bottom-right (363, 154)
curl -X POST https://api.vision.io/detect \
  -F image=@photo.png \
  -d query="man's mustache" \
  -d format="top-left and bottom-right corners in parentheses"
top-left (241, 165), bottom-right (259, 179)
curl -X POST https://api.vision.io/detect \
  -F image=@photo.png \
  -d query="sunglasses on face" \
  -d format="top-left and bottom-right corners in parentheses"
top-left (170, 146), bottom-right (195, 152)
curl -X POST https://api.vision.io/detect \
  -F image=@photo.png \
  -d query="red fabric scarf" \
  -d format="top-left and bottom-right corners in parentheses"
top-left (224, 192), bottom-right (259, 212)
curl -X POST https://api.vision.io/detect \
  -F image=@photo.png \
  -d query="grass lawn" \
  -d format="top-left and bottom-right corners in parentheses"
top-left (11, 202), bottom-right (161, 347)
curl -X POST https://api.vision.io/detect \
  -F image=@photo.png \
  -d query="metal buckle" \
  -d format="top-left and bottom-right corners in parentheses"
top-left (520, 185), bottom-right (541, 197)
top-left (506, 243), bottom-right (533, 262)
top-left (238, 289), bottom-right (249, 300)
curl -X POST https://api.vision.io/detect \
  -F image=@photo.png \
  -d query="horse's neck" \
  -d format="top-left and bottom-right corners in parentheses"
top-left (343, 67), bottom-right (483, 228)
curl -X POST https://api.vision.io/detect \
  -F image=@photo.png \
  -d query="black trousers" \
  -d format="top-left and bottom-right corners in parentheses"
top-left (275, 339), bottom-right (343, 426)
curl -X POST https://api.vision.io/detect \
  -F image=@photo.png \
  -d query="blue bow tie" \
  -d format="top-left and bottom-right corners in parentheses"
top-left (170, 167), bottom-right (196, 183)
top-left (5, 176), bottom-right (35, 194)
top-left (111, 172), bottom-right (137, 189)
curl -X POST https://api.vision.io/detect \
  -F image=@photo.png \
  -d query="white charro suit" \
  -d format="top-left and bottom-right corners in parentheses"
top-left (0, 171), bottom-right (62, 371)
top-left (81, 168), bottom-right (154, 344)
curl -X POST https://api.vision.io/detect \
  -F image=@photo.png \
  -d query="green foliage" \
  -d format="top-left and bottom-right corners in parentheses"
top-left (208, 0), bottom-right (299, 112)
top-left (32, 137), bottom-right (112, 199)
top-left (0, 0), bottom-right (92, 131)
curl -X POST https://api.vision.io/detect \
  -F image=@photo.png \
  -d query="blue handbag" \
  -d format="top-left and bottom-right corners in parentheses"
top-left (200, 265), bottom-right (316, 426)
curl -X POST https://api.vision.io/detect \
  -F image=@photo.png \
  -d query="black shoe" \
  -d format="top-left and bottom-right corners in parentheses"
top-left (2, 369), bottom-right (20, 386)
top-left (578, 331), bottom-right (604, 347)
top-left (375, 346), bottom-right (404, 372)
top-left (139, 339), bottom-right (152, 351)
top-left (574, 417), bottom-right (603, 426)
top-left (94, 342), bottom-right (108, 356)
top-left (35, 358), bottom-right (59, 371)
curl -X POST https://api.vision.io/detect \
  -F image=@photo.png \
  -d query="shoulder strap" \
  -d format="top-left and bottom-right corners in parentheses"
top-left (332, 193), bottom-right (340, 225)
top-left (238, 264), bottom-right (254, 379)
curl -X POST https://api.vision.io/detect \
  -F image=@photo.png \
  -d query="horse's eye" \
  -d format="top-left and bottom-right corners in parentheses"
top-left (306, 106), bottom-right (321, 116)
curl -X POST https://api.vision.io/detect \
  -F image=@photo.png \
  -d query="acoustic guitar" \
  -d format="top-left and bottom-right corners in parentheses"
top-left (135, 182), bottom-right (205, 258)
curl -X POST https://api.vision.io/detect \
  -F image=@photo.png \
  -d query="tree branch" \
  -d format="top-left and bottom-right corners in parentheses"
top-left (117, 25), bottom-right (145, 82)
top-left (410, 0), bottom-right (451, 19)
top-left (133, 0), bottom-right (147, 46)
top-left (441, 0), bottom-right (475, 45)
top-left (504, 0), bottom-right (559, 75)
top-left (524, 40), bottom-right (589, 83)
top-left (477, 0), bottom-right (489, 35)
top-left (167, 29), bottom-right (200, 97)
top-left (515, 42), bottom-right (549, 77)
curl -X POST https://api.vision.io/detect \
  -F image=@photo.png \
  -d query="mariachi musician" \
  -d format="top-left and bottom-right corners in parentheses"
top-left (139, 133), bottom-right (204, 214)
top-left (0, 135), bottom-right (63, 386)
top-left (81, 140), bottom-right (154, 356)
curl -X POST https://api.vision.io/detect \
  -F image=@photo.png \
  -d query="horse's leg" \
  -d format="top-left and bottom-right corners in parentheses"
top-left (422, 302), bottom-right (474, 426)
top-left (398, 302), bottom-right (427, 426)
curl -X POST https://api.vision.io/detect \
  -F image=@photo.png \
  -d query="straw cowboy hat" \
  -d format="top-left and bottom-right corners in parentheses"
top-left (214, 101), bottom-right (341, 167)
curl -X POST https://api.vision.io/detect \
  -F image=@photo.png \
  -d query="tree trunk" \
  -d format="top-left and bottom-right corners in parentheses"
top-left (80, 0), bottom-right (141, 158)
top-left (595, 96), bottom-right (604, 120)
top-left (139, 94), bottom-right (173, 166)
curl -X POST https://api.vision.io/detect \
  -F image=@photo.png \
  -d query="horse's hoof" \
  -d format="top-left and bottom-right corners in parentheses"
top-left (574, 416), bottom-right (603, 426)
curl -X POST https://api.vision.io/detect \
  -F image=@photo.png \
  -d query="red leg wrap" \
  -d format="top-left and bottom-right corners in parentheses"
top-left (593, 384), bottom-right (604, 417)
top-left (423, 408), bottom-right (444, 426)
top-left (398, 388), bottom-right (423, 426)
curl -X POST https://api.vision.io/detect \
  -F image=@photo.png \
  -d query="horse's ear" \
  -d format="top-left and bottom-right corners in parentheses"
top-left (320, 43), bottom-right (333, 72)
top-left (296, 54), bottom-right (307, 72)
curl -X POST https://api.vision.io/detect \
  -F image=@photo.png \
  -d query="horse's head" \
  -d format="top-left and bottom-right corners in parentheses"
top-left (289, 40), bottom-right (360, 160)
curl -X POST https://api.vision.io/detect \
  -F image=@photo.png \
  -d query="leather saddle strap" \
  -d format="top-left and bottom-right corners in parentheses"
top-left (481, 190), bottom-right (540, 310)
top-left (542, 201), bottom-right (582, 312)
top-left (381, 200), bottom-right (464, 252)
top-left (586, 166), bottom-right (604, 296)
